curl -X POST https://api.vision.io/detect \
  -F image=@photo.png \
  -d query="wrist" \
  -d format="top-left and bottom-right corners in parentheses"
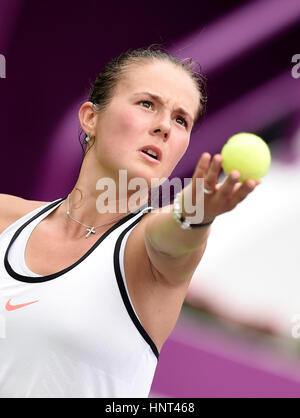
top-left (173, 192), bottom-right (214, 230)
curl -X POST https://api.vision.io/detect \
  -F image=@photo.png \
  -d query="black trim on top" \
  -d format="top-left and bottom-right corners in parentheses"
top-left (113, 213), bottom-right (159, 360)
top-left (4, 196), bottom-right (149, 284)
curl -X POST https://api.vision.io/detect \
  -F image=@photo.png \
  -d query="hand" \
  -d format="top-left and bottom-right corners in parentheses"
top-left (182, 152), bottom-right (261, 223)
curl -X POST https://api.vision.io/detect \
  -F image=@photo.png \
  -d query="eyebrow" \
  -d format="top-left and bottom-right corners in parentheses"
top-left (132, 91), bottom-right (194, 123)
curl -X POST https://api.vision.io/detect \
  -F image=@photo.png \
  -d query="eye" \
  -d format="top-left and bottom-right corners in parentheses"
top-left (175, 116), bottom-right (187, 127)
top-left (138, 100), bottom-right (153, 110)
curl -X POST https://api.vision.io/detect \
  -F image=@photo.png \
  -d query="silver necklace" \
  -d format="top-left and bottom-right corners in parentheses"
top-left (66, 193), bottom-right (129, 238)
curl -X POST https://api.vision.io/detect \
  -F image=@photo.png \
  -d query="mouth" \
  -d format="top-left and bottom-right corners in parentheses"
top-left (138, 150), bottom-right (160, 164)
top-left (138, 145), bottom-right (162, 162)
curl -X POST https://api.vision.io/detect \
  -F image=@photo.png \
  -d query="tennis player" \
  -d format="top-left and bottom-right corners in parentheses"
top-left (0, 47), bottom-right (260, 398)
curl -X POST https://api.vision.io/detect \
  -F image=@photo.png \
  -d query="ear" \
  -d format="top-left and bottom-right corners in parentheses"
top-left (78, 101), bottom-right (97, 137)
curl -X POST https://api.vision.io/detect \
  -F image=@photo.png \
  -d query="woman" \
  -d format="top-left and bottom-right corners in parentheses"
top-left (0, 47), bottom-right (260, 398)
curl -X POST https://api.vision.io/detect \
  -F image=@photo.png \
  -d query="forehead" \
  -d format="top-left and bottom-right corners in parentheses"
top-left (116, 61), bottom-right (200, 119)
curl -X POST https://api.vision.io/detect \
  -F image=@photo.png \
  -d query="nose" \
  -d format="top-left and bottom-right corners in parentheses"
top-left (152, 115), bottom-right (171, 141)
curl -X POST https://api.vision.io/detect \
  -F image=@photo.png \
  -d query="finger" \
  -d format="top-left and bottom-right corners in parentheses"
top-left (217, 170), bottom-right (241, 201)
top-left (232, 178), bottom-right (261, 195)
top-left (217, 178), bottom-right (261, 190)
top-left (192, 152), bottom-right (211, 180)
top-left (229, 179), bottom-right (256, 208)
top-left (205, 154), bottom-right (223, 191)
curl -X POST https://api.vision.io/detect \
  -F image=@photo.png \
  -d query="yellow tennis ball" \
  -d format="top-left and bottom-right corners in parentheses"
top-left (221, 132), bottom-right (271, 182)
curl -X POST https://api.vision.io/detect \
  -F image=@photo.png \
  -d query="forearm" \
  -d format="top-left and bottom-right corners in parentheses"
top-left (144, 203), bottom-right (212, 258)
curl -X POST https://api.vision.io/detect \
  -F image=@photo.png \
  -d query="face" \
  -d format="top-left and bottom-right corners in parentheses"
top-left (87, 61), bottom-right (200, 189)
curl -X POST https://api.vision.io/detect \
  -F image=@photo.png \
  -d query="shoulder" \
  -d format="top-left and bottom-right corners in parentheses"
top-left (0, 193), bottom-right (49, 235)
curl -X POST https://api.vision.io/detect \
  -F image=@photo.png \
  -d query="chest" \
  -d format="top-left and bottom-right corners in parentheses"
top-left (25, 228), bottom-right (96, 276)
top-left (24, 221), bottom-right (154, 283)
top-left (22, 207), bottom-right (189, 355)
top-left (24, 221), bottom-right (174, 352)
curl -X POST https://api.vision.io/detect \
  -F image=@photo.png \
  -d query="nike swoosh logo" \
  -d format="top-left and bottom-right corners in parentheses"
top-left (5, 298), bottom-right (39, 311)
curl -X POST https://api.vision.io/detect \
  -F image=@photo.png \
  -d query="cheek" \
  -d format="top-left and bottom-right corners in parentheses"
top-left (180, 135), bottom-right (190, 156)
top-left (171, 134), bottom-right (190, 163)
top-left (162, 134), bottom-right (189, 177)
top-left (116, 107), bottom-right (145, 137)
top-left (98, 108), bottom-right (144, 156)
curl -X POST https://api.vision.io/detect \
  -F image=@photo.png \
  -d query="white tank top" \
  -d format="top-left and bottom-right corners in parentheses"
top-left (0, 197), bottom-right (159, 398)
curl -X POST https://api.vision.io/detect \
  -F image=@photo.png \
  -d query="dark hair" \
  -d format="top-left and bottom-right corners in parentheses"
top-left (78, 44), bottom-right (207, 159)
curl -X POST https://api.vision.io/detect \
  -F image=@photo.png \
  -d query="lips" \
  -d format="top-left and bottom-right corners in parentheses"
top-left (138, 145), bottom-right (162, 162)
top-left (139, 150), bottom-right (160, 164)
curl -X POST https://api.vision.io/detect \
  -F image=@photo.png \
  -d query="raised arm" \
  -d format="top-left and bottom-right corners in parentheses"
top-left (144, 152), bottom-right (261, 286)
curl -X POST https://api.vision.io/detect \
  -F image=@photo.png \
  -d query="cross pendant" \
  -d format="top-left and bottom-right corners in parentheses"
top-left (86, 227), bottom-right (96, 238)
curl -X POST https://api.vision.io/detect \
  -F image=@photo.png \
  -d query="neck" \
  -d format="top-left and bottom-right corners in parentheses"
top-left (60, 150), bottom-right (150, 238)
top-left (59, 189), bottom-right (148, 239)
